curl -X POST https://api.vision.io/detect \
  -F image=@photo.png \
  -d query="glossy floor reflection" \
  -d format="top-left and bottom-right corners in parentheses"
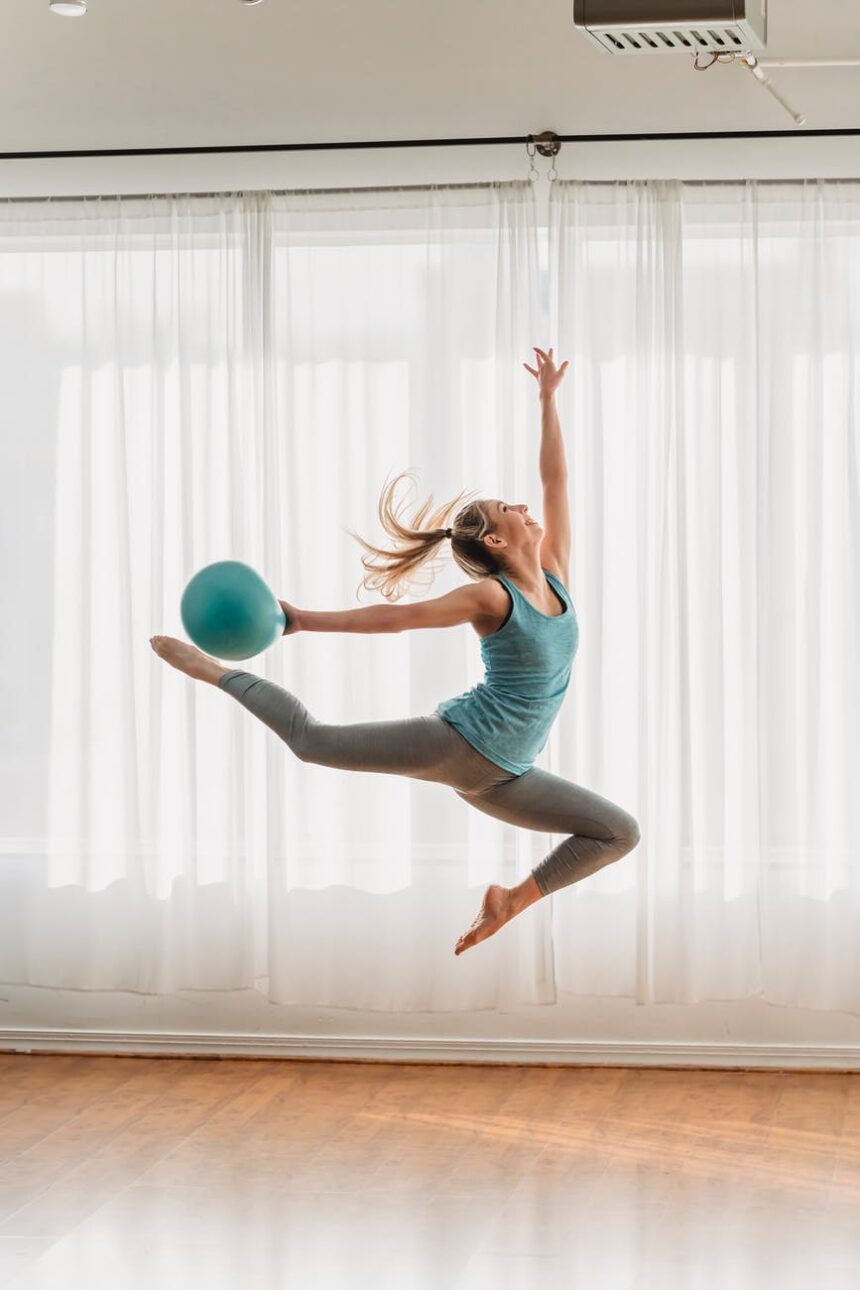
top-left (1, 1055), bottom-right (858, 1288)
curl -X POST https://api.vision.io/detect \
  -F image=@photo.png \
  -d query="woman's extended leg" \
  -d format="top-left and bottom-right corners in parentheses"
top-left (150, 638), bottom-right (517, 789)
top-left (452, 768), bottom-right (640, 954)
top-left (214, 668), bottom-right (510, 787)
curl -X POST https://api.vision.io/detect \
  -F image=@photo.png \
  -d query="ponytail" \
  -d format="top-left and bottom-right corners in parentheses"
top-left (348, 472), bottom-right (474, 601)
top-left (349, 470), bottom-right (506, 601)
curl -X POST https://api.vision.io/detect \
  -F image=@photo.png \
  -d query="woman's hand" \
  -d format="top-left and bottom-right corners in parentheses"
top-left (523, 346), bottom-right (568, 399)
top-left (278, 600), bottom-right (303, 637)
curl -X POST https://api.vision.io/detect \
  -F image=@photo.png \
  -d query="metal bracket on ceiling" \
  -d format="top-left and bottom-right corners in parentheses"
top-left (530, 131), bottom-right (561, 158)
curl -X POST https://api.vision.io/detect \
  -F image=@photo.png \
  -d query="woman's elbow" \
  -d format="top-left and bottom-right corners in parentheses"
top-left (388, 604), bottom-right (415, 633)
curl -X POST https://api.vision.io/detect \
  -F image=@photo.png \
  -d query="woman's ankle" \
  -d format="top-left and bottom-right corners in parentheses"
top-left (205, 661), bottom-right (232, 687)
top-left (508, 873), bottom-right (544, 913)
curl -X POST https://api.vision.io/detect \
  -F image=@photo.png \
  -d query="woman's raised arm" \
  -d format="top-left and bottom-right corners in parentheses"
top-left (523, 346), bottom-right (571, 580)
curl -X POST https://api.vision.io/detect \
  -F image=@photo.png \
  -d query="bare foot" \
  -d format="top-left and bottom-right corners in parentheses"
top-left (150, 635), bottom-right (230, 685)
top-left (454, 883), bottom-right (517, 956)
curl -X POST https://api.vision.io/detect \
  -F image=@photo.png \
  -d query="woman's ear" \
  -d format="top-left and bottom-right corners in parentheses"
top-left (483, 532), bottom-right (504, 550)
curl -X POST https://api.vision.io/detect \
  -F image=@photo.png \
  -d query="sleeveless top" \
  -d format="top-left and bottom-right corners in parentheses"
top-left (435, 568), bottom-right (579, 775)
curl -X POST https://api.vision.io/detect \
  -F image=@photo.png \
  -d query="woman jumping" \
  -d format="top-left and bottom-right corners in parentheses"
top-left (150, 346), bottom-right (640, 956)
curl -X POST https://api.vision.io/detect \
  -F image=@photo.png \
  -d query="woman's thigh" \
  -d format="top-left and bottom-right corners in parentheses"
top-left (457, 766), bottom-right (640, 844)
top-left (220, 673), bottom-right (516, 793)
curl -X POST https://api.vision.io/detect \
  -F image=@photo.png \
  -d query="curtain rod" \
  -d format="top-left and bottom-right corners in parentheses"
top-left (2, 178), bottom-right (860, 205)
top-left (2, 126), bottom-right (860, 160)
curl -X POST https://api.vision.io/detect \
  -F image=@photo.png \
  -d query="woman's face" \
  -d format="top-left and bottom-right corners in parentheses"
top-left (484, 499), bottom-right (542, 552)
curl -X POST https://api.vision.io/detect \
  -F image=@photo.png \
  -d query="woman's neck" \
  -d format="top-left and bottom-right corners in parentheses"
top-left (502, 550), bottom-right (545, 595)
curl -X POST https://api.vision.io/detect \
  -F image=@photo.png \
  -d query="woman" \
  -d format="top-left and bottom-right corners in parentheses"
top-left (151, 347), bottom-right (640, 956)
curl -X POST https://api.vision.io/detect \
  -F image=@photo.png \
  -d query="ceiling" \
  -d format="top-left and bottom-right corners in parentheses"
top-left (0, 0), bottom-right (858, 156)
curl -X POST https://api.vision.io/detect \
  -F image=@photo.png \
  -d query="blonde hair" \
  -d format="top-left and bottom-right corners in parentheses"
top-left (348, 469), bottom-right (506, 602)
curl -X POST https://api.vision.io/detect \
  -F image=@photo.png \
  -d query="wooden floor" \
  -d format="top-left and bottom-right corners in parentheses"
top-left (0, 1055), bottom-right (859, 1289)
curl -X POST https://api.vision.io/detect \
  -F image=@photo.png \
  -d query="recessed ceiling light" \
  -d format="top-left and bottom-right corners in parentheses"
top-left (49, 1), bottom-right (87, 15)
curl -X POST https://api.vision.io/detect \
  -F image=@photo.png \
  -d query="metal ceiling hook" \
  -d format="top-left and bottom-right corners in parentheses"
top-left (527, 132), bottom-right (561, 183)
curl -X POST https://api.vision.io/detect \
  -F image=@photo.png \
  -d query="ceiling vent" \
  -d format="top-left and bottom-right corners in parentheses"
top-left (573, 1), bottom-right (767, 55)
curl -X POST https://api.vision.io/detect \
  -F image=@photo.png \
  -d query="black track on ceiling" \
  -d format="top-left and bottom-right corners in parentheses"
top-left (2, 127), bottom-right (860, 160)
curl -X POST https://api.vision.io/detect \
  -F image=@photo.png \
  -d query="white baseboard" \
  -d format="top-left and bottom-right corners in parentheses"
top-left (1, 1029), bottom-right (859, 1070)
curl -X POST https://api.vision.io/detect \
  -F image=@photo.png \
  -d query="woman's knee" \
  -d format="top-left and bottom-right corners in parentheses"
top-left (614, 813), bottom-right (641, 850)
top-left (275, 710), bottom-right (320, 762)
top-left (292, 719), bottom-right (323, 763)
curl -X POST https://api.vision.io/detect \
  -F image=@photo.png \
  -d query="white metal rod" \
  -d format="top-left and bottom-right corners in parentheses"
top-left (757, 59), bottom-right (860, 68)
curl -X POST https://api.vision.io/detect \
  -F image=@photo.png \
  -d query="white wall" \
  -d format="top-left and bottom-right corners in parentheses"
top-left (4, 983), bottom-right (860, 1068)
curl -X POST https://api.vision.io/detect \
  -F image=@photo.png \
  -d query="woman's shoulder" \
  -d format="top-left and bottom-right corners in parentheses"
top-left (472, 575), bottom-right (513, 638)
top-left (475, 575), bottom-right (510, 611)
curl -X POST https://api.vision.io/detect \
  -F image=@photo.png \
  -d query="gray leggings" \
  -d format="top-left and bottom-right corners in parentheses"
top-left (218, 671), bottom-right (641, 897)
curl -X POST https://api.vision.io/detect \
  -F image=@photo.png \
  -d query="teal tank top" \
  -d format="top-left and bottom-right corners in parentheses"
top-left (435, 568), bottom-right (579, 775)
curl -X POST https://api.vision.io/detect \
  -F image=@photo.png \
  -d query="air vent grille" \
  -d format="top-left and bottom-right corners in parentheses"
top-left (596, 26), bottom-right (747, 53)
top-left (573, 2), bottom-right (767, 54)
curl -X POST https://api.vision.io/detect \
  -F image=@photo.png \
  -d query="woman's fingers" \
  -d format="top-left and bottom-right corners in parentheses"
top-left (528, 348), bottom-right (567, 381)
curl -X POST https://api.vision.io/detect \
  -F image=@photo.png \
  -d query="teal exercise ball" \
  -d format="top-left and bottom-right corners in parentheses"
top-left (180, 560), bottom-right (288, 661)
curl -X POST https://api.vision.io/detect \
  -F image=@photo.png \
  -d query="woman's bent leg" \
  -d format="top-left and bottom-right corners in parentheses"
top-left (218, 670), bottom-right (480, 784)
top-left (458, 767), bottom-right (640, 897)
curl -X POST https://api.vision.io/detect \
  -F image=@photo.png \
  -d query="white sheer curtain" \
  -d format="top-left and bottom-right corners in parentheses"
top-left (547, 179), bottom-right (860, 1013)
top-left (0, 183), bottom-right (555, 1009)
top-left (0, 179), bottom-right (857, 1014)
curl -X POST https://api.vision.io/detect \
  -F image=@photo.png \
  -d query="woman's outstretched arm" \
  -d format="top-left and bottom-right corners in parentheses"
top-left (523, 345), bottom-right (571, 578)
top-left (539, 390), bottom-right (571, 575)
top-left (539, 388), bottom-right (568, 488)
top-left (280, 582), bottom-right (494, 636)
